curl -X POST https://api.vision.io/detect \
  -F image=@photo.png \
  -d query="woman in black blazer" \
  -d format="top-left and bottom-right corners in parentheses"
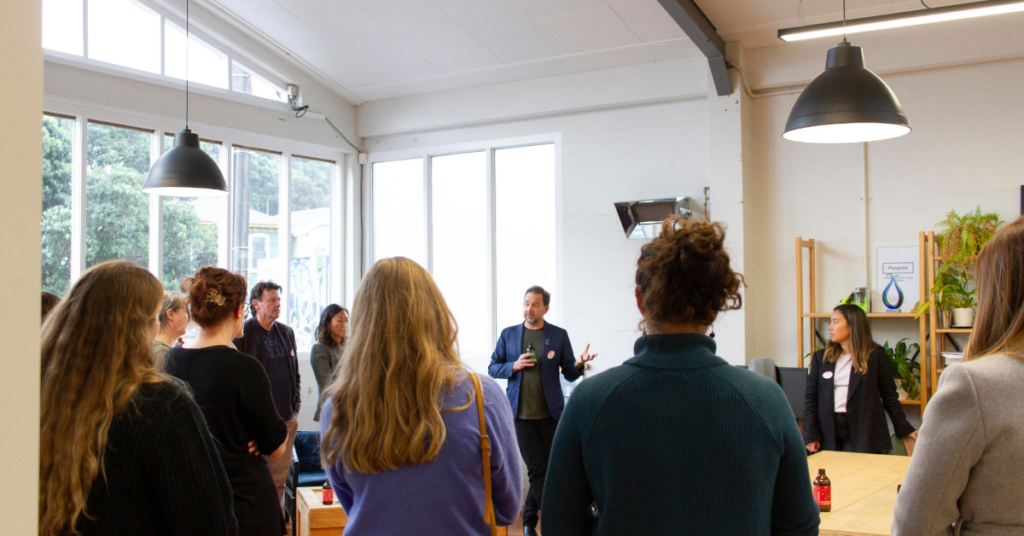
top-left (804, 304), bottom-right (918, 454)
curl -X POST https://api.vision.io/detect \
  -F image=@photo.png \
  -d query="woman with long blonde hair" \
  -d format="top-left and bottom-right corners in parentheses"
top-left (39, 260), bottom-right (235, 536)
top-left (893, 217), bottom-right (1024, 535)
top-left (320, 257), bottom-right (521, 535)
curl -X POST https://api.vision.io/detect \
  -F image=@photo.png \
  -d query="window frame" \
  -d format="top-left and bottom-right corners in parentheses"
top-left (44, 99), bottom-right (351, 336)
top-left (365, 134), bottom-right (561, 346)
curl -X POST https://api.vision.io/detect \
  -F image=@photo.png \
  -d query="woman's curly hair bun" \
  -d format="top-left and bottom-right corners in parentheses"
top-left (635, 216), bottom-right (744, 332)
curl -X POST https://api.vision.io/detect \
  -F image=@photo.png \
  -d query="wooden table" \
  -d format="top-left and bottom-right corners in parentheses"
top-left (297, 487), bottom-right (348, 536)
top-left (808, 451), bottom-right (910, 536)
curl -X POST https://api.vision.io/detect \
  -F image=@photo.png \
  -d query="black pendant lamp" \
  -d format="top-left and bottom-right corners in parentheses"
top-left (783, 2), bottom-right (910, 144)
top-left (142, 0), bottom-right (227, 196)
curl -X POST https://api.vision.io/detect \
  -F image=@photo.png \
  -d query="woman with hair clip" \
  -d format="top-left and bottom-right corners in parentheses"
top-left (804, 304), bottom-right (918, 455)
top-left (164, 267), bottom-right (289, 536)
top-left (38, 260), bottom-right (236, 536)
top-left (319, 257), bottom-right (522, 535)
top-left (893, 217), bottom-right (1024, 536)
top-left (311, 304), bottom-right (348, 422)
top-left (543, 217), bottom-right (819, 536)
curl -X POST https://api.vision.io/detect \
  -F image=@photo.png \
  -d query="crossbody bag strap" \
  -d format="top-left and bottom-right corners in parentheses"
top-left (470, 373), bottom-right (500, 536)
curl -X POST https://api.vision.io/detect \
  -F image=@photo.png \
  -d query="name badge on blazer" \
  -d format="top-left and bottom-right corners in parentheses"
top-left (822, 371), bottom-right (834, 379)
top-left (547, 350), bottom-right (555, 360)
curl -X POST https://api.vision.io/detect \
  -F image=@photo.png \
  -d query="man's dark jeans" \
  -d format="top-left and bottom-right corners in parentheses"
top-left (515, 417), bottom-right (558, 528)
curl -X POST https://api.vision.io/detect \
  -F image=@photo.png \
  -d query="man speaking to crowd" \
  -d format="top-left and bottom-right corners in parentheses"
top-left (488, 286), bottom-right (597, 536)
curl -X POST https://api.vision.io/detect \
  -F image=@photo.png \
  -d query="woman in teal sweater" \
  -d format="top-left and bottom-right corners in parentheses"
top-left (542, 217), bottom-right (820, 536)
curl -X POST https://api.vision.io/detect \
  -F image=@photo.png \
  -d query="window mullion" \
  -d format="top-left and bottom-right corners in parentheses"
top-left (148, 130), bottom-right (163, 280)
top-left (424, 156), bottom-right (432, 274)
top-left (219, 140), bottom-right (231, 269)
top-left (82, 0), bottom-right (89, 59)
top-left (159, 15), bottom-right (165, 76)
top-left (70, 115), bottom-right (88, 283)
top-left (280, 151), bottom-right (292, 326)
top-left (330, 157), bottom-right (345, 306)
top-left (486, 147), bottom-right (497, 346)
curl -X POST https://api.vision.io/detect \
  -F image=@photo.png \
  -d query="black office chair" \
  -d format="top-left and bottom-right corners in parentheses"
top-left (284, 430), bottom-right (328, 535)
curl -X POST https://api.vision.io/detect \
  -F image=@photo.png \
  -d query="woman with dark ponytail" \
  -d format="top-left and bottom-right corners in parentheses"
top-left (803, 304), bottom-right (917, 455)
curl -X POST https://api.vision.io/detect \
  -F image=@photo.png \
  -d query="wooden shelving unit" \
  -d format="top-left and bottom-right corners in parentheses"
top-left (796, 235), bottom-right (930, 411)
top-left (924, 231), bottom-right (973, 399)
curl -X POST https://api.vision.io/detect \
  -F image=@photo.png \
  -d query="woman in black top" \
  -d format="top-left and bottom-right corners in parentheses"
top-left (804, 304), bottom-right (918, 454)
top-left (165, 267), bottom-right (288, 536)
top-left (39, 260), bottom-right (236, 536)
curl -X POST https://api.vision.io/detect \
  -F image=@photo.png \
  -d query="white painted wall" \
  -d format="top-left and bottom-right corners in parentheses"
top-left (0, 1), bottom-right (42, 532)
top-left (362, 59), bottom-right (715, 374)
top-left (746, 34), bottom-right (1024, 370)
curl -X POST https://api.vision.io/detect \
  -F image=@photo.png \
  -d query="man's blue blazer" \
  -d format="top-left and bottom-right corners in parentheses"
top-left (487, 321), bottom-right (581, 421)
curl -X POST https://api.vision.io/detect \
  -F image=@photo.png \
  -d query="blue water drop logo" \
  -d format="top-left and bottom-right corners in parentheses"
top-left (883, 274), bottom-right (905, 311)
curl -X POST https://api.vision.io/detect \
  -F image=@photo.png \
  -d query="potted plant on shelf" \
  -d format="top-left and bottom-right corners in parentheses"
top-left (884, 338), bottom-right (921, 400)
top-left (913, 206), bottom-right (1001, 327)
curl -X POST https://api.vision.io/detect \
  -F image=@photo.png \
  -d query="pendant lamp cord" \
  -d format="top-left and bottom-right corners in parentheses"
top-left (186, 0), bottom-right (190, 130)
top-left (842, 0), bottom-right (847, 41)
top-left (920, 0), bottom-right (931, 8)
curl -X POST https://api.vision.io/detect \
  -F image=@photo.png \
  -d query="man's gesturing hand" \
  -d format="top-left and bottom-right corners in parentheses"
top-left (575, 344), bottom-right (597, 369)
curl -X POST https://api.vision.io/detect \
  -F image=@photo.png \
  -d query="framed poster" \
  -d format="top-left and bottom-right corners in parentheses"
top-left (875, 247), bottom-right (920, 313)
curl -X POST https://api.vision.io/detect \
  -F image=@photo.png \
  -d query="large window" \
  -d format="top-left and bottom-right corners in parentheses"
top-left (371, 158), bottom-right (426, 267)
top-left (40, 113), bottom-right (344, 353)
top-left (235, 147), bottom-right (283, 295)
top-left (41, 115), bottom-right (75, 294)
top-left (164, 21), bottom-right (229, 90)
top-left (42, 0), bottom-right (83, 56)
top-left (42, 0), bottom-right (289, 102)
top-left (369, 142), bottom-right (556, 373)
top-left (495, 144), bottom-right (556, 330)
top-left (86, 122), bottom-right (152, 268)
top-left (290, 157), bottom-right (333, 350)
top-left (431, 152), bottom-right (491, 360)
top-left (161, 135), bottom-right (222, 290)
top-left (88, 0), bottom-right (161, 74)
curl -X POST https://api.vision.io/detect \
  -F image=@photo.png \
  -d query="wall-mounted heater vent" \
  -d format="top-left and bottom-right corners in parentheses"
top-left (614, 197), bottom-right (706, 239)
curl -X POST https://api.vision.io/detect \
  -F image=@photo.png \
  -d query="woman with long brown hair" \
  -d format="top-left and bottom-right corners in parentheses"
top-left (319, 257), bottom-right (521, 535)
top-left (803, 304), bottom-right (917, 454)
top-left (164, 267), bottom-right (288, 536)
top-left (893, 217), bottom-right (1024, 535)
top-left (39, 260), bottom-right (236, 536)
top-left (542, 217), bottom-right (819, 535)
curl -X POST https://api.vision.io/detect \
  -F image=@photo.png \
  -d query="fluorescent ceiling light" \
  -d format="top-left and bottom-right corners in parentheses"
top-left (779, 0), bottom-right (1024, 42)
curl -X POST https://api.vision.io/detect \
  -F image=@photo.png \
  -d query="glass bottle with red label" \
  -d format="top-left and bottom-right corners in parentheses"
top-left (813, 468), bottom-right (831, 512)
top-left (322, 480), bottom-right (334, 505)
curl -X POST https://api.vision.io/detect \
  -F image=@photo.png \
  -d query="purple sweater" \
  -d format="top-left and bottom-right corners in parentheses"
top-left (320, 372), bottom-right (522, 535)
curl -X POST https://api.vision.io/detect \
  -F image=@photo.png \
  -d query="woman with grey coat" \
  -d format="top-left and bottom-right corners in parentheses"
top-left (311, 304), bottom-right (348, 422)
top-left (893, 217), bottom-right (1024, 536)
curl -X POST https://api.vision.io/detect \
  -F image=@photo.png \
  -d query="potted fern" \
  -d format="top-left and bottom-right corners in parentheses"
top-left (913, 207), bottom-right (1001, 327)
top-left (884, 338), bottom-right (920, 400)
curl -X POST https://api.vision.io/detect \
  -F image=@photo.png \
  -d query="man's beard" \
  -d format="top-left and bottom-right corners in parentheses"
top-left (524, 313), bottom-right (540, 326)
